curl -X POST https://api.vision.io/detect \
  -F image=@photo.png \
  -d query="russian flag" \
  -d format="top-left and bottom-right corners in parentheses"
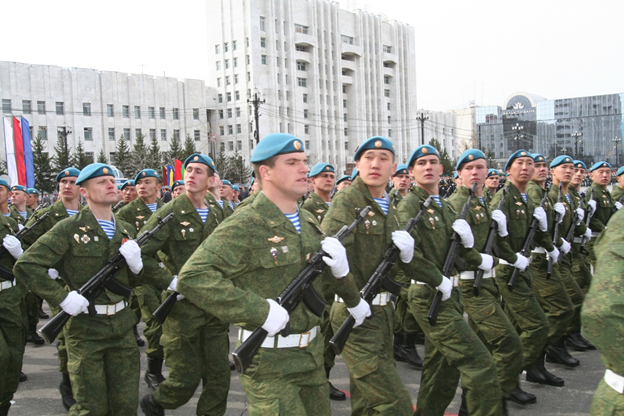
top-left (3, 117), bottom-right (17, 185)
top-left (21, 117), bottom-right (35, 188)
top-left (12, 117), bottom-right (26, 186)
top-left (2, 117), bottom-right (36, 187)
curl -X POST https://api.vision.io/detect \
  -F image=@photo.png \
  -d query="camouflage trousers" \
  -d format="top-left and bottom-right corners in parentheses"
top-left (571, 244), bottom-right (593, 294)
top-left (393, 284), bottom-right (420, 335)
top-left (50, 304), bottom-right (69, 374)
top-left (65, 307), bottom-right (140, 416)
top-left (494, 265), bottom-right (549, 369)
top-left (321, 303), bottom-right (336, 370)
top-left (460, 276), bottom-right (523, 399)
top-left (0, 285), bottom-right (27, 408)
top-left (330, 301), bottom-right (412, 416)
top-left (590, 378), bottom-right (624, 415)
top-left (134, 284), bottom-right (164, 359)
top-left (530, 254), bottom-right (574, 345)
top-left (240, 328), bottom-right (330, 416)
top-left (409, 284), bottom-right (502, 416)
top-left (559, 254), bottom-right (585, 335)
top-left (154, 299), bottom-right (230, 415)
top-left (24, 290), bottom-right (39, 326)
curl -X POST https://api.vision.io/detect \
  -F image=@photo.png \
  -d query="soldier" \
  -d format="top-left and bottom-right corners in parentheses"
top-left (490, 150), bottom-right (551, 388)
top-left (170, 180), bottom-right (185, 199)
top-left (0, 178), bottom-right (26, 416)
top-left (121, 179), bottom-right (138, 205)
top-left (116, 169), bottom-right (166, 390)
top-left (335, 175), bottom-right (352, 192)
top-left (581, 208), bottom-right (624, 415)
top-left (448, 149), bottom-right (526, 408)
top-left (206, 173), bottom-right (226, 221)
top-left (9, 185), bottom-right (32, 225)
top-left (484, 169), bottom-right (501, 205)
top-left (220, 179), bottom-right (236, 218)
top-left (26, 188), bottom-right (39, 211)
top-left (15, 163), bottom-right (165, 415)
top-left (322, 136), bottom-right (413, 415)
top-left (232, 184), bottom-right (241, 205)
top-left (20, 167), bottom-right (82, 410)
top-left (398, 145), bottom-right (502, 416)
top-left (175, 133), bottom-right (369, 415)
top-left (389, 164), bottom-right (411, 205)
top-left (611, 166), bottom-right (624, 203)
top-left (139, 154), bottom-right (231, 416)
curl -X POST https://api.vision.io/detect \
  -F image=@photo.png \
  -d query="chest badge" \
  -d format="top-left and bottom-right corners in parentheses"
top-left (81, 234), bottom-right (90, 244)
top-left (189, 228), bottom-right (194, 233)
top-left (180, 221), bottom-right (190, 227)
top-left (181, 229), bottom-right (186, 239)
top-left (368, 211), bottom-right (375, 217)
top-left (79, 227), bottom-right (87, 232)
top-left (268, 235), bottom-right (285, 244)
top-left (74, 234), bottom-right (80, 243)
top-left (316, 209), bottom-right (324, 213)
top-left (365, 220), bottom-right (371, 234)
top-left (270, 247), bottom-right (278, 265)
top-left (516, 202), bottom-right (523, 206)
top-left (137, 215), bottom-right (145, 220)
top-left (427, 209), bottom-right (435, 214)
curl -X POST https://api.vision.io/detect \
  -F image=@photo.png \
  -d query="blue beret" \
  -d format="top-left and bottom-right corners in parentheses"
top-left (27, 188), bottom-right (39, 195)
top-left (336, 175), bottom-right (351, 185)
top-left (221, 179), bottom-right (232, 188)
top-left (250, 177), bottom-right (255, 186)
top-left (453, 172), bottom-right (459, 179)
top-left (308, 163), bottom-right (335, 178)
top-left (11, 185), bottom-right (27, 194)
top-left (75, 163), bottom-right (115, 185)
top-left (134, 169), bottom-right (160, 183)
top-left (354, 136), bottom-right (395, 161)
top-left (250, 133), bottom-right (304, 163)
top-left (549, 155), bottom-right (574, 169)
top-left (232, 185), bottom-right (240, 192)
top-left (407, 145), bottom-right (440, 167)
top-left (590, 161), bottom-right (611, 172)
top-left (573, 160), bottom-right (587, 170)
top-left (487, 169), bottom-right (501, 178)
top-left (121, 180), bottom-right (135, 190)
top-left (171, 180), bottom-right (185, 191)
top-left (0, 179), bottom-right (10, 191)
top-left (394, 164), bottom-right (409, 176)
top-left (504, 149), bottom-right (533, 171)
top-left (184, 153), bottom-right (217, 173)
top-left (616, 166), bottom-right (624, 177)
top-left (456, 149), bottom-right (486, 171)
top-left (532, 154), bottom-right (546, 163)
top-left (350, 167), bottom-right (359, 179)
top-left (56, 167), bottom-right (81, 183)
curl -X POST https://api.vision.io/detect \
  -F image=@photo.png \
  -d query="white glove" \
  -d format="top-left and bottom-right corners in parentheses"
top-left (554, 202), bottom-right (566, 223)
top-left (347, 298), bottom-right (372, 328)
top-left (512, 253), bottom-right (529, 271)
top-left (548, 247), bottom-right (560, 263)
top-left (559, 239), bottom-right (571, 255)
top-left (168, 275), bottom-right (178, 291)
top-left (321, 237), bottom-right (350, 278)
top-left (587, 199), bottom-right (597, 215)
top-left (17, 224), bottom-right (24, 231)
top-left (616, 201), bottom-right (623, 211)
top-left (47, 268), bottom-right (60, 280)
top-left (478, 254), bottom-right (494, 271)
top-left (436, 276), bottom-right (453, 301)
top-left (391, 230), bottom-right (414, 263)
top-left (59, 291), bottom-right (89, 316)
top-left (452, 219), bottom-right (474, 248)
top-left (533, 207), bottom-right (548, 232)
top-left (262, 299), bottom-right (289, 337)
top-left (2, 235), bottom-right (23, 259)
top-left (491, 210), bottom-right (508, 237)
top-left (119, 240), bottom-right (143, 274)
top-left (583, 228), bottom-right (592, 241)
top-left (575, 208), bottom-right (585, 225)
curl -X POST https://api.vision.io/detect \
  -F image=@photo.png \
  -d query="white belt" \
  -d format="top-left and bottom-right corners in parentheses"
top-left (93, 300), bottom-right (127, 315)
top-left (573, 237), bottom-right (583, 243)
top-left (0, 279), bottom-right (15, 291)
top-left (498, 257), bottom-right (532, 266)
top-left (411, 275), bottom-right (460, 287)
top-left (238, 326), bottom-right (318, 348)
top-left (335, 292), bottom-right (389, 306)
top-left (459, 269), bottom-right (495, 280)
top-left (532, 247), bottom-right (547, 254)
top-left (605, 369), bottom-right (624, 393)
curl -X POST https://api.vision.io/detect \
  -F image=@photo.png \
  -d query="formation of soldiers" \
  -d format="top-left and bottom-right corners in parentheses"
top-left (0, 132), bottom-right (623, 416)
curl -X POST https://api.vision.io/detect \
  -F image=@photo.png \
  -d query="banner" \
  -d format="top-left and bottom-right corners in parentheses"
top-left (3, 117), bottom-right (17, 185)
top-left (21, 117), bottom-right (35, 188)
top-left (174, 160), bottom-right (183, 181)
top-left (12, 117), bottom-right (26, 185)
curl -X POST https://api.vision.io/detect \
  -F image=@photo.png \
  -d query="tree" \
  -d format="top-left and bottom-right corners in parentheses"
top-left (114, 136), bottom-right (134, 179)
top-left (182, 134), bottom-right (197, 161)
top-left (71, 139), bottom-right (91, 170)
top-left (227, 149), bottom-right (252, 184)
top-left (31, 135), bottom-right (55, 193)
top-left (428, 138), bottom-right (455, 176)
top-left (214, 145), bottom-right (231, 179)
top-left (481, 147), bottom-right (496, 169)
top-left (164, 133), bottom-right (184, 164)
top-left (131, 133), bottom-right (150, 172)
top-left (52, 128), bottom-right (73, 171)
top-left (148, 135), bottom-right (162, 169)
top-left (97, 148), bottom-right (108, 163)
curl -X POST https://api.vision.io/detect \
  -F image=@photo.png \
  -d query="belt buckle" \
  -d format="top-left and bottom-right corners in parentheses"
top-left (298, 332), bottom-right (311, 348)
top-left (379, 293), bottom-right (388, 306)
top-left (452, 275), bottom-right (459, 287)
top-left (106, 303), bottom-right (116, 316)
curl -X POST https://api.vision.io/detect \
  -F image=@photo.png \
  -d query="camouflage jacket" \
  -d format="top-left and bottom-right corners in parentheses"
top-left (0, 214), bottom-right (20, 285)
top-left (21, 200), bottom-right (82, 249)
top-left (116, 197), bottom-right (164, 232)
top-left (9, 206), bottom-right (32, 226)
top-left (547, 184), bottom-right (587, 245)
top-left (206, 193), bottom-right (225, 223)
top-left (301, 191), bottom-right (330, 224)
top-left (585, 183), bottom-right (614, 233)
top-left (611, 185), bottom-right (624, 204)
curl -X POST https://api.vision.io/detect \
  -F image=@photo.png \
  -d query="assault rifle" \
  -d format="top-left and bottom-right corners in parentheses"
top-left (0, 211), bottom-right (51, 280)
top-left (112, 200), bottom-right (125, 213)
top-left (232, 206), bottom-right (372, 373)
top-left (562, 191), bottom-right (585, 262)
top-left (427, 182), bottom-right (476, 326)
top-left (547, 183), bottom-right (563, 279)
top-left (330, 197), bottom-right (432, 354)
top-left (579, 187), bottom-right (595, 251)
top-left (39, 212), bottom-right (175, 343)
top-left (473, 185), bottom-right (508, 296)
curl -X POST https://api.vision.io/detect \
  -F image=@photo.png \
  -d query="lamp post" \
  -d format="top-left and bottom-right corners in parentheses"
top-left (247, 89), bottom-right (265, 144)
top-left (613, 137), bottom-right (621, 166)
top-left (511, 123), bottom-right (523, 151)
top-left (572, 131), bottom-right (582, 158)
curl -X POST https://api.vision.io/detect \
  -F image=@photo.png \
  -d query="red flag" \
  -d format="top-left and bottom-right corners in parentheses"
top-left (174, 160), bottom-right (183, 181)
top-left (12, 117), bottom-right (26, 185)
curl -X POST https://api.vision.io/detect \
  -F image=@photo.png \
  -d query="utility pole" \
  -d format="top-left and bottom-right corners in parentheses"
top-left (416, 112), bottom-right (428, 146)
top-left (572, 130), bottom-right (582, 158)
top-left (247, 91), bottom-right (266, 144)
top-left (613, 137), bottom-right (621, 166)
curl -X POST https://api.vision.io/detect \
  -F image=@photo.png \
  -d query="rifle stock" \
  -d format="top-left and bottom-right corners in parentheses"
top-left (546, 183), bottom-right (563, 279)
top-left (579, 187), bottom-right (595, 251)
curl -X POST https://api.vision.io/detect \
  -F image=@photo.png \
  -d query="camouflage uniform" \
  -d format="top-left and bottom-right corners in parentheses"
top-left (322, 177), bottom-right (413, 415)
top-left (582, 209), bottom-right (624, 415)
top-left (611, 185), bottom-right (624, 204)
top-left (140, 193), bottom-right (230, 415)
top-left (448, 185), bottom-right (522, 400)
top-left (584, 183), bottom-right (614, 266)
top-left (399, 186), bottom-right (501, 416)
top-left (15, 208), bottom-right (165, 415)
top-left (301, 191), bottom-right (330, 224)
top-left (9, 205), bottom-right (31, 226)
top-left (178, 191), bottom-right (361, 415)
top-left (0, 215), bottom-right (26, 412)
top-left (569, 188), bottom-right (593, 294)
top-left (206, 193), bottom-right (226, 222)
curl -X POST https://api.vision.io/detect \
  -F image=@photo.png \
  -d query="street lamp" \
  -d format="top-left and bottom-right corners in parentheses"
top-left (511, 123), bottom-right (523, 151)
top-left (572, 131), bottom-right (582, 158)
top-left (613, 137), bottom-right (621, 166)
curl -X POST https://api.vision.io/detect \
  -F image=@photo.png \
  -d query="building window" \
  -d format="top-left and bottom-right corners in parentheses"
top-left (388, 116), bottom-right (391, 123)
top-left (295, 24), bottom-right (309, 34)
top-left (37, 126), bottom-right (47, 140)
top-left (296, 45), bottom-right (307, 52)
top-left (384, 89), bottom-right (390, 97)
top-left (84, 127), bottom-right (93, 140)
top-left (122, 105), bottom-right (129, 118)
top-left (225, 59), bottom-right (229, 69)
top-left (37, 101), bottom-right (45, 114)
top-left (149, 107), bottom-right (155, 119)
top-left (174, 129), bottom-right (180, 139)
top-left (384, 75), bottom-right (390, 84)
top-left (341, 35), bottom-right (354, 45)
top-left (109, 152), bottom-right (116, 163)
top-left (234, 74), bottom-right (239, 84)
top-left (134, 106), bottom-right (141, 119)
top-left (297, 78), bottom-right (307, 87)
top-left (383, 45), bottom-right (392, 53)
top-left (237, 124), bottom-right (242, 134)
top-left (227, 108), bottom-right (233, 118)
top-left (135, 128), bottom-right (142, 138)
top-left (107, 104), bottom-right (114, 117)
top-left (55, 101), bottom-right (64, 115)
top-left (219, 110), bottom-right (224, 119)
top-left (229, 141), bottom-right (234, 151)
top-left (303, 94), bottom-right (308, 103)
top-left (215, 44), bottom-right (220, 54)
top-left (194, 130), bottom-right (201, 141)
top-left (224, 42), bottom-right (229, 52)
top-left (234, 57), bottom-right (238, 67)
top-left (124, 128), bottom-right (131, 141)
top-left (344, 127), bottom-right (348, 136)
top-left (22, 100), bottom-right (31, 114)
top-left (233, 40), bottom-right (237, 50)
top-left (85, 151), bottom-right (94, 163)
top-left (235, 107), bottom-right (241, 117)
top-left (216, 61), bottom-right (221, 70)
top-left (388, 128), bottom-right (392, 137)
top-left (193, 108), bottom-right (199, 120)
top-left (1, 99), bottom-right (10, 113)
top-left (83, 103), bottom-right (91, 116)
top-left (219, 126), bottom-right (225, 135)
top-left (261, 55), bottom-right (267, 65)
top-left (260, 16), bottom-right (265, 31)
top-left (297, 61), bottom-right (306, 71)
top-left (226, 76), bottom-right (230, 85)
top-left (228, 125), bottom-right (233, 135)
top-left (173, 108), bottom-right (179, 119)
top-left (235, 91), bottom-right (240, 100)
top-left (387, 102), bottom-right (391, 110)
top-left (260, 37), bottom-right (266, 47)
top-left (149, 129), bottom-right (156, 140)
top-left (236, 140), bottom-right (242, 150)
top-left (161, 129), bottom-right (167, 141)
top-left (217, 77), bottom-right (221, 87)
top-left (227, 92), bottom-right (232, 102)
top-left (343, 99), bottom-right (347, 108)
top-left (247, 55), bottom-right (250, 65)
top-left (218, 94), bottom-right (223, 103)
top-left (304, 125), bottom-right (309, 134)
top-left (107, 127), bottom-right (115, 141)
top-left (344, 113), bottom-right (347, 121)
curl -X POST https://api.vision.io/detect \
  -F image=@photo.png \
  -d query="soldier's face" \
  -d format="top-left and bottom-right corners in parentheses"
top-left (571, 169), bottom-right (585, 187)
top-left (81, 176), bottom-right (118, 207)
top-left (458, 159), bottom-right (487, 187)
top-left (408, 155), bottom-right (442, 189)
top-left (507, 157), bottom-right (534, 184)
top-left (591, 167), bottom-right (611, 186)
top-left (259, 153), bottom-right (309, 200)
top-left (392, 173), bottom-right (411, 191)
top-left (11, 191), bottom-right (27, 206)
top-left (122, 186), bottom-right (137, 203)
top-left (551, 163), bottom-right (574, 184)
top-left (336, 180), bottom-right (351, 191)
top-left (220, 185), bottom-right (233, 200)
top-left (59, 177), bottom-right (80, 202)
top-left (136, 178), bottom-right (160, 200)
top-left (485, 175), bottom-right (499, 190)
top-left (172, 185), bottom-right (186, 198)
top-left (0, 187), bottom-right (8, 205)
top-left (312, 172), bottom-right (336, 193)
top-left (532, 162), bottom-right (548, 182)
top-left (27, 194), bottom-right (38, 207)
top-left (356, 150), bottom-right (395, 192)
top-left (185, 163), bottom-right (211, 195)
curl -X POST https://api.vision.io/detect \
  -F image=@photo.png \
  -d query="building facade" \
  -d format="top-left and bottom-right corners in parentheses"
top-left (206, 0), bottom-right (417, 174)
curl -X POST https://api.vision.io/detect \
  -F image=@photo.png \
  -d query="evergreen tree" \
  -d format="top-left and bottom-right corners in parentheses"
top-left (227, 149), bottom-right (252, 184)
top-left (97, 148), bottom-right (108, 163)
top-left (32, 135), bottom-right (55, 193)
top-left (164, 133), bottom-right (184, 164)
top-left (131, 133), bottom-right (150, 172)
top-left (481, 147), bottom-right (497, 169)
top-left (0, 161), bottom-right (6, 176)
top-left (214, 145), bottom-right (231, 179)
top-left (148, 135), bottom-right (162, 169)
top-left (52, 128), bottom-right (73, 171)
top-left (114, 135), bottom-right (134, 179)
top-left (182, 134), bottom-right (197, 161)
top-left (429, 138), bottom-right (455, 176)
top-left (71, 139), bottom-right (92, 170)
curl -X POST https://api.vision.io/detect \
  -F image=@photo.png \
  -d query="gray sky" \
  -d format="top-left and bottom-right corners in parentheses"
top-left (2, 0), bottom-right (622, 111)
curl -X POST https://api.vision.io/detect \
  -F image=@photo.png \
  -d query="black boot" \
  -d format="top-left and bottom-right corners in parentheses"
top-left (26, 324), bottom-right (45, 345)
top-left (393, 333), bottom-right (404, 361)
top-left (0, 402), bottom-right (11, 416)
top-left (414, 331), bottom-right (425, 345)
top-left (133, 325), bottom-right (145, 347)
top-left (326, 367), bottom-right (346, 401)
top-left (526, 352), bottom-right (564, 387)
top-left (144, 357), bottom-right (166, 390)
top-left (458, 390), bottom-right (468, 416)
top-left (402, 333), bottom-right (423, 369)
top-left (140, 394), bottom-right (165, 416)
top-left (59, 372), bottom-right (76, 411)
top-left (229, 361), bottom-right (236, 371)
top-left (578, 332), bottom-right (596, 350)
top-left (19, 372), bottom-right (27, 382)
top-left (546, 338), bottom-right (580, 367)
top-left (508, 384), bottom-right (536, 405)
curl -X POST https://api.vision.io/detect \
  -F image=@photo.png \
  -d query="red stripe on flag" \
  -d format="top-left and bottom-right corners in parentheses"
top-left (174, 160), bottom-right (183, 181)
top-left (12, 117), bottom-right (26, 185)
